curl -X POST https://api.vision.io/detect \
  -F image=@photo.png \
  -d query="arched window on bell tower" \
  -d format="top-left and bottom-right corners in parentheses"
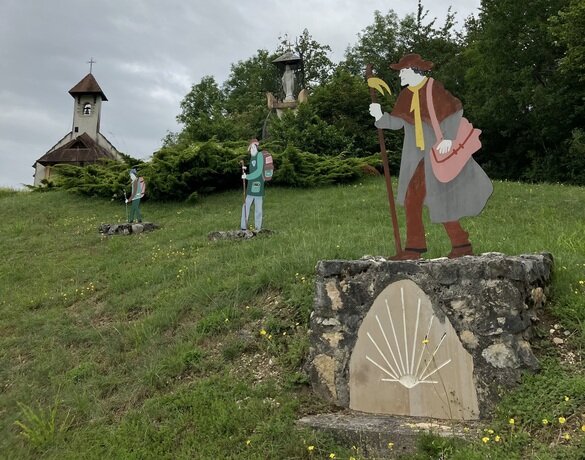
top-left (83, 103), bottom-right (92, 115)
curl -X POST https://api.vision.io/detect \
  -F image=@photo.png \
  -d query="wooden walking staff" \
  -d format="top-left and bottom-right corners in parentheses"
top-left (239, 160), bottom-right (248, 227)
top-left (366, 64), bottom-right (402, 255)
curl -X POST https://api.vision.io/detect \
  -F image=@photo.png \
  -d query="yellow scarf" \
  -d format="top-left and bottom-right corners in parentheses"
top-left (408, 77), bottom-right (428, 151)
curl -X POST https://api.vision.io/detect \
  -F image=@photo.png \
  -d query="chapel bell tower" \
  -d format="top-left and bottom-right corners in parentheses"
top-left (68, 62), bottom-right (107, 141)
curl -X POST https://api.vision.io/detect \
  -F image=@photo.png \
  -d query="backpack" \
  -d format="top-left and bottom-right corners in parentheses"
top-left (138, 177), bottom-right (146, 198)
top-left (262, 151), bottom-right (274, 181)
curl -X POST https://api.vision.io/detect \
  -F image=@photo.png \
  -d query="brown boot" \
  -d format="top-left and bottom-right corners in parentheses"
top-left (448, 244), bottom-right (473, 258)
top-left (390, 247), bottom-right (427, 261)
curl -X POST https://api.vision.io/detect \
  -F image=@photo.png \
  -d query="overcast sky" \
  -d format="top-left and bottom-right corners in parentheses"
top-left (0, 0), bottom-right (480, 188)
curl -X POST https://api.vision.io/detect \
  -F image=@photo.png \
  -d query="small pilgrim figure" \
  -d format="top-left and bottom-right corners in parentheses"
top-left (369, 54), bottom-right (492, 259)
top-left (126, 168), bottom-right (145, 223)
top-left (240, 139), bottom-right (266, 231)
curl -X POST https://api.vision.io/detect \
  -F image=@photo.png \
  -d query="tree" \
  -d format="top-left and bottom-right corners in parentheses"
top-left (342, 9), bottom-right (406, 88)
top-left (550, 0), bottom-right (585, 81)
top-left (462, 0), bottom-right (576, 181)
top-left (175, 76), bottom-right (230, 143)
top-left (176, 51), bottom-right (282, 143)
top-left (310, 68), bottom-right (384, 157)
top-left (222, 49), bottom-right (281, 140)
top-left (342, 3), bottom-right (463, 94)
top-left (177, 76), bottom-right (224, 124)
top-left (223, 49), bottom-right (280, 112)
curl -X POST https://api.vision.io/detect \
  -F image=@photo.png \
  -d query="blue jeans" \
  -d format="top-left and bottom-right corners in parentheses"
top-left (241, 195), bottom-right (263, 230)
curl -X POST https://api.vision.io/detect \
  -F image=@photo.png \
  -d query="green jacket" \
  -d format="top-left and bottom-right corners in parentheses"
top-left (246, 153), bottom-right (265, 197)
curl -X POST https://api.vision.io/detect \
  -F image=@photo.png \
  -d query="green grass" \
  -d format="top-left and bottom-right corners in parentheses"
top-left (0, 178), bottom-right (584, 459)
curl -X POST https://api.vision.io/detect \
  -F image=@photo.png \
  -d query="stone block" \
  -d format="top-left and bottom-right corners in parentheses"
top-left (207, 229), bottom-right (273, 241)
top-left (297, 412), bottom-right (479, 459)
top-left (99, 222), bottom-right (159, 235)
top-left (306, 253), bottom-right (553, 419)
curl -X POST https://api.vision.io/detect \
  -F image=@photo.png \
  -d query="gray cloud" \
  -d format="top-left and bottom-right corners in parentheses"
top-left (0, 0), bottom-right (479, 188)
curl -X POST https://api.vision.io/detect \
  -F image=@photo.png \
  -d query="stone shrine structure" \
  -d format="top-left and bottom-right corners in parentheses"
top-left (306, 253), bottom-right (552, 420)
top-left (266, 46), bottom-right (308, 119)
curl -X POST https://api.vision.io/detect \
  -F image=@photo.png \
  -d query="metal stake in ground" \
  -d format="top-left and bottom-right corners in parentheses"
top-left (239, 160), bottom-right (248, 229)
top-left (366, 64), bottom-right (402, 256)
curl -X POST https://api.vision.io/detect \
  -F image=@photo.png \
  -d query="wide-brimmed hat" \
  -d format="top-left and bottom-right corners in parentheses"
top-left (389, 54), bottom-right (434, 71)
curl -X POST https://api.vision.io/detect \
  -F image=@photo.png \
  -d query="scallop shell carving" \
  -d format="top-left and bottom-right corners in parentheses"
top-left (365, 289), bottom-right (452, 389)
top-left (349, 279), bottom-right (479, 420)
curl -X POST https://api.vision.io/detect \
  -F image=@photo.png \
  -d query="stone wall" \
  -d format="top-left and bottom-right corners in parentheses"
top-left (306, 253), bottom-right (553, 419)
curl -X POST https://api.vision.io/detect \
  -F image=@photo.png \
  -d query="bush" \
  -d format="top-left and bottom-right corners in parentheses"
top-left (51, 158), bottom-right (137, 199)
top-left (49, 140), bottom-right (381, 201)
top-left (267, 103), bottom-right (354, 156)
top-left (521, 129), bottom-right (585, 186)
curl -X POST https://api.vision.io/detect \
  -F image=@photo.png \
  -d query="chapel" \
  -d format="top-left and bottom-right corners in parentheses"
top-left (33, 69), bottom-right (122, 185)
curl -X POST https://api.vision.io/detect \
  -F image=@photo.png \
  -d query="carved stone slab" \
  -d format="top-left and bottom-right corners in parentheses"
top-left (349, 279), bottom-right (479, 419)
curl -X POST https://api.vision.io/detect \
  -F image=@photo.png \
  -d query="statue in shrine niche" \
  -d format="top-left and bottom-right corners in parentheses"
top-left (282, 64), bottom-right (297, 102)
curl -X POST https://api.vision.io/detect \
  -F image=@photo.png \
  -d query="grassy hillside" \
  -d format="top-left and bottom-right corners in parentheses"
top-left (0, 179), bottom-right (584, 459)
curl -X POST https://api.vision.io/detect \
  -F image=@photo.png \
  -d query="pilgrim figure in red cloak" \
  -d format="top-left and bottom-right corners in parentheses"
top-left (369, 54), bottom-right (493, 259)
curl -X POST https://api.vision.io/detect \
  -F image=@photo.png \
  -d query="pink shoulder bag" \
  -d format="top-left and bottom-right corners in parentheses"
top-left (426, 78), bottom-right (482, 183)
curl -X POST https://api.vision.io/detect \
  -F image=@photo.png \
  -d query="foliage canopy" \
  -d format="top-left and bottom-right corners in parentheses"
top-left (51, 0), bottom-right (585, 199)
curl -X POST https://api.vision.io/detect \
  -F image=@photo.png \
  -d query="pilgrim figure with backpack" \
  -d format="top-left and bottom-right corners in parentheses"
top-left (240, 139), bottom-right (273, 231)
top-left (126, 168), bottom-right (146, 223)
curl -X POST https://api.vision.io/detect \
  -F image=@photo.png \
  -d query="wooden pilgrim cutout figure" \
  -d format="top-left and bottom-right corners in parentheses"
top-left (126, 168), bottom-right (145, 223)
top-left (240, 139), bottom-right (266, 231)
top-left (369, 54), bottom-right (493, 259)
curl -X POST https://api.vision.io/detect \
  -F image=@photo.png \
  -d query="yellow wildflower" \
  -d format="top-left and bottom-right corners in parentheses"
top-left (487, 429), bottom-right (494, 434)
top-left (564, 396), bottom-right (570, 401)
top-left (329, 453), bottom-right (336, 459)
top-left (307, 445), bottom-right (315, 452)
top-left (387, 442), bottom-right (394, 449)
top-left (542, 419), bottom-right (549, 425)
top-left (482, 437), bottom-right (490, 443)
top-left (581, 425), bottom-right (585, 432)
top-left (563, 433), bottom-right (571, 440)
top-left (559, 417), bottom-right (566, 424)
top-left (245, 440), bottom-right (251, 446)
top-left (260, 329), bottom-right (267, 336)
top-left (495, 435), bottom-right (501, 442)
top-left (509, 418), bottom-right (515, 425)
